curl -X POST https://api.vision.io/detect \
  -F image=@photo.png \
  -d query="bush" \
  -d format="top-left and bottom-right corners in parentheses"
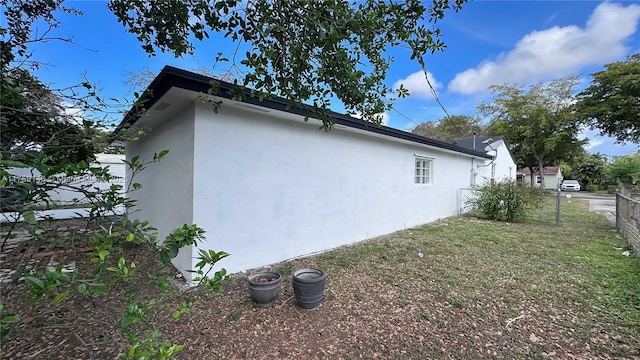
top-left (466, 179), bottom-right (544, 222)
top-left (586, 184), bottom-right (598, 192)
top-left (609, 153), bottom-right (640, 192)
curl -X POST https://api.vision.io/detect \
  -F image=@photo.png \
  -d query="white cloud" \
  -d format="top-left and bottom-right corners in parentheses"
top-left (379, 112), bottom-right (390, 126)
top-left (62, 102), bottom-right (86, 125)
top-left (448, 2), bottom-right (640, 94)
top-left (585, 138), bottom-right (604, 150)
top-left (393, 70), bottom-right (442, 100)
top-left (579, 126), bottom-right (602, 150)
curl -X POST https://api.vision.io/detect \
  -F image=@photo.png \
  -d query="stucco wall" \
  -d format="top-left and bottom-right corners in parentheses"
top-left (126, 105), bottom-right (195, 273)
top-left (475, 140), bottom-right (516, 183)
top-left (191, 102), bottom-right (476, 274)
top-left (522, 173), bottom-right (562, 189)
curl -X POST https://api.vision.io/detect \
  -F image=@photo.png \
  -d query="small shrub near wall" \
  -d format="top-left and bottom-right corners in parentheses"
top-left (466, 179), bottom-right (544, 222)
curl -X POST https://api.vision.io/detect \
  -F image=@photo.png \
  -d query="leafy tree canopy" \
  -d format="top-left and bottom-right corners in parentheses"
top-left (480, 76), bottom-right (586, 188)
top-left (411, 115), bottom-right (486, 141)
top-left (0, 67), bottom-right (100, 167)
top-left (576, 153), bottom-right (608, 186)
top-left (575, 54), bottom-right (640, 144)
top-left (108, 0), bottom-right (468, 128)
top-left (609, 152), bottom-right (640, 191)
top-left (1, 0), bottom-right (107, 167)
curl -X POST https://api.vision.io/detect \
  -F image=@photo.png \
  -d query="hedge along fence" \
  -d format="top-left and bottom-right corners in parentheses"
top-left (616, 192), bottom-right (640, 253)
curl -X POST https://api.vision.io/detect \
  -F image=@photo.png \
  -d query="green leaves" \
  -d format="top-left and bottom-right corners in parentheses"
top-left (480, 76), bottom-right (585, 189)
top-left (22, 210), bottom-right (37, 225)
top-left (153, 150), bottom-right (169, 161)
top-left (412, 115), bottom-right (486, 141)
top-left (107, 257), bottom-right (137, 283)
top-left (609, 153), bottom-right (640, 190)
top-left (170, 300), bottom-right (194, 320)
top-left (194, 249), bottom-right (230, 270)
top-left (119, 328), bottom-right (185, 360)
top-left (0, 302), bottom-right (20, 341)
top-left (575, 53), bottom-right (640, 144)
top-left (159, 224), bottom-right (206, 264)
top-left (109, 0), bottom-right (468, 128)
top-left (23, 267), bottom-right (75, 304)
top-left (467, 180), bottom-right (544, 222)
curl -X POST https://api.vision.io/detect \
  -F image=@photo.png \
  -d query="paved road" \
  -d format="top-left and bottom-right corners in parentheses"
top-left (552, 191), bottom-right (616, 224)
top-left (554, 191), bottom-right (615, 201)
top-left (587, 198), bottom-right (616, 224)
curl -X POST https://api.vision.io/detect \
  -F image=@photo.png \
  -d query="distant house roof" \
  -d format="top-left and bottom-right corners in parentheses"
top-left (450, 136), bottom-right (505, 151)
top-left (450, 136), bottom-right (518, 165)
top-left (115, 66), bottom-right (491, 159)
top-left (519, 166), bottom-right (561, 175)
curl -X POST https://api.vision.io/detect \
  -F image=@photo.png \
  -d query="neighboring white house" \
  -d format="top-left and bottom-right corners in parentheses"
top-left (518, 166), bottom-right (563, 190)
top-left (5, 153), bottom-right (126, 206)
top-left (1, 153), bottom-right (125, 222)
top-left (116, 66), bottom-right (492, 278)
top-left (450, 136), bottom-right (517, 185)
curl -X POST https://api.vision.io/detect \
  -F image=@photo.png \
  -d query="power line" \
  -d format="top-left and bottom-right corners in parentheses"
top-left (390, 61), bottom-right (454, 132)
top-left (391, 107), bottom-right (420, 128)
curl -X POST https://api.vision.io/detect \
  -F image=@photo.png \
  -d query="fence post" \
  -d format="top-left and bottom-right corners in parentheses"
top-left (556, 187), bottom-right (561, 226)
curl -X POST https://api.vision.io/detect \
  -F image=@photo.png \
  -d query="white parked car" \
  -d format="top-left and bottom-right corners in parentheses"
top-left (561, 179), bottom-right (581, 191)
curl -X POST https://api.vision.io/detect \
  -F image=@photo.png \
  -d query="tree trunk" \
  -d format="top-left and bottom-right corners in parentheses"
top-left (537, 158), bottom-right (546, 189)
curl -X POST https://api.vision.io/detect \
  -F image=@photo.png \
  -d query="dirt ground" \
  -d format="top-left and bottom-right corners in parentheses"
top-left (1, 211), bottom-right (638, 359)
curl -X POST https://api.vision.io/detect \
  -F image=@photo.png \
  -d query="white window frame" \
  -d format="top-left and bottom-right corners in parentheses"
top-left (414, 156), bottom-right (433, 185)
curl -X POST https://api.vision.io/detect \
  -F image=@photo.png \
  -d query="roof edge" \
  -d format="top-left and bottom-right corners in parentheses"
top-left (115, 66), bottom-right (491, 159)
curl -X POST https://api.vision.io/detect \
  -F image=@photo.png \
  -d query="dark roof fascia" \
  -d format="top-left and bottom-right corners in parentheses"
top-left (116, 66), bottom-right (491, 159)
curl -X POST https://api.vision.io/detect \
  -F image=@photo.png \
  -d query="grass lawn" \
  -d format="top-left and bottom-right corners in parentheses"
top-left (171, 197), bottom-right (639, 359)
top-left (2, 197), bottom-right (639, 359)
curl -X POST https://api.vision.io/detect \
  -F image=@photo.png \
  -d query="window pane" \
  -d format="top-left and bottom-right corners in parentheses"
top-left (415, 158), bottom-right (434, 185)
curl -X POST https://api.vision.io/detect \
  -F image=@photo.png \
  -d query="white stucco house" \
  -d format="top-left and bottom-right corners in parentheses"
top-left (518, 166), bottom-right (563, 190)
top-left (450, 136), bottom-right (517, 184)
top-left (115, 66), bottom-right (492, 278)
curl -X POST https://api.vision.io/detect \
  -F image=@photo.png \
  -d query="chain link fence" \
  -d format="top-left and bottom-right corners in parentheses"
top-left (457, 187), bottom-right (478, 215)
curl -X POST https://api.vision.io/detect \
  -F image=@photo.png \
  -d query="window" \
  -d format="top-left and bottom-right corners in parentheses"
top-left (414, 157), bottom-right (433, 185)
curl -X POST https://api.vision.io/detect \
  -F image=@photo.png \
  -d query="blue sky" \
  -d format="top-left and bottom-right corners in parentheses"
top-left (28, 0), bottom-right (640, 157)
